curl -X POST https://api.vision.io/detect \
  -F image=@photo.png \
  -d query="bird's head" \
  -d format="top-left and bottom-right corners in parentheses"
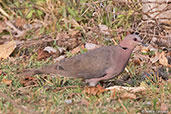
top-left (119, 34), bottom-right (142, 50)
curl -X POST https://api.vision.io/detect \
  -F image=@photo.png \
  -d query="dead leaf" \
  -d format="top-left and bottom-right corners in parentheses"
top-left (2, 78), bottom-right (12, 85)
top-left (120, 92), bottom-right (136, 99)
top-left (71, 46), bottom-right (81, 54)
top-left (159, 52), bottom-right (168, 66)
top-left (37, 46), bottom-right (60, 60)
top-left (37, 48), bottom-right (51, 60)
top-left (96, 85), bottom-right (106, 94)
top-left (0, 41), bottom-right (16, 59)
top-left (83, 85), bottom-right (106, 96)
top-left (71, 45), bottom-right (84, 54)
top-left (20, 76), bottom-right (38, 87)
top-left (15, 18), bottom-right (26, 27)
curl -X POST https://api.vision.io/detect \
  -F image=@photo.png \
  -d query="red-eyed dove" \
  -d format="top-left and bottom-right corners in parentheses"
top-left (18, 34), bottom-right (142, 86)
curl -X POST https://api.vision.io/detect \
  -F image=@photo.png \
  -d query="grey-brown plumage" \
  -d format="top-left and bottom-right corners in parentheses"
top-left (18, 34), bottom-right (142, 86)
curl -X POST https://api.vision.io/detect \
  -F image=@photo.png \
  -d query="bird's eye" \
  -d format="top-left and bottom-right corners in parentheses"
top-left (133, 38), bottom-right (137, 41)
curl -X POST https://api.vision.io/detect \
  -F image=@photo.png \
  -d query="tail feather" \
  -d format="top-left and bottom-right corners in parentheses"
top-left (17, 69), bottom-right (43, 76)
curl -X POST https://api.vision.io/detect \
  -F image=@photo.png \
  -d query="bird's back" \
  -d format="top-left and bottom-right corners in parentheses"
top-left (56, 46), bottom-right (118, 79)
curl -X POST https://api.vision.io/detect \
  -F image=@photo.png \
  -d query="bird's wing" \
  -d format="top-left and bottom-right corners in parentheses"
top-left (56, 47), bottom-right (113, 78)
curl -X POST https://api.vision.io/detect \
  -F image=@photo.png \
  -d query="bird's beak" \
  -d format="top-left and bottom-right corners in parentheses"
top-left (141, 42), bottom-right (148, 47)
top-left (139, 40), bottom-right (148, 47)
top-left (137, 40), bottom-right (143, 45)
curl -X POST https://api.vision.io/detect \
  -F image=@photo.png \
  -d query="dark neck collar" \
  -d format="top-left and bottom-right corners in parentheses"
top-left (119, 44), bottom-right (128, 50)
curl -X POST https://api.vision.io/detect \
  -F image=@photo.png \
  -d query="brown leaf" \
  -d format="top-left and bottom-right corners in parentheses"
top-left (0, 41), bottom-right (16, 59)
top-left (96, 85), bottom-right (106, 94)
top-left (120, 92), bottom-right (136, 99)
top-left (71, 46), bottom-right (81, 55)
top-left (159, 52), bottom-right (168, 66)
top-left (20, 76), bottom-right (38, 87)
top-left (71, 45), bottom-right (84, 54)
top-left (2, 78), bottom-right (12, 85)
top-left (37, 48), bottom-right (51, 60)
top-left (37, 47), bottom-right (60, 60)
top-left (15, 18), bottom-right (26, 27)
top-left (83, 85), bottom-right (106, 96)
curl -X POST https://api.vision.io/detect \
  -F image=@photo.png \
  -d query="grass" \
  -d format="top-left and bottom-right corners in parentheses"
top-left (0, 0), bottom-right (170, 114)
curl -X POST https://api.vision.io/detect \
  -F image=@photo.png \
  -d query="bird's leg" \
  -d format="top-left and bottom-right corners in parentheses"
top-left (85, 79), bottom-right (99, 86)
top-left (85, 74), bottom-right (113, 86)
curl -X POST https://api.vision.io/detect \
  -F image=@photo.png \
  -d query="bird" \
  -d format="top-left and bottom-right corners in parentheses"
top-left (18, 34), bottom-right (142, 86)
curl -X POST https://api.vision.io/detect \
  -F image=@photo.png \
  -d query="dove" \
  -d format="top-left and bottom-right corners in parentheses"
top-left (18, 34), bottom-right (142, 86)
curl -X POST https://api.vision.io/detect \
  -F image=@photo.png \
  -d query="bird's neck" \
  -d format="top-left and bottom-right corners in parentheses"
top-left (115, 45), bottom-right (134, 72)
top-left (119, 44), bottom-right (134, 52)
top-left (119, 44), bottom-right (134, 64)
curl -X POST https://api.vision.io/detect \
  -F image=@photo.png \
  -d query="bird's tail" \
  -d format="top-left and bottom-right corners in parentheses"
top-left (17, 64), bottom-right (57, 77)
top-left (17, 69), bottom-right (43, 77)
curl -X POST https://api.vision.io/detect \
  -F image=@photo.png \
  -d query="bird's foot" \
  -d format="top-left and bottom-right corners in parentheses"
top-left (85, 79), bottom-right (98, 86)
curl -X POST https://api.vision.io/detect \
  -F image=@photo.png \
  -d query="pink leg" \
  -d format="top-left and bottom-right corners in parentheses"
top-left (85, 74), bottom-right (113, 86)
